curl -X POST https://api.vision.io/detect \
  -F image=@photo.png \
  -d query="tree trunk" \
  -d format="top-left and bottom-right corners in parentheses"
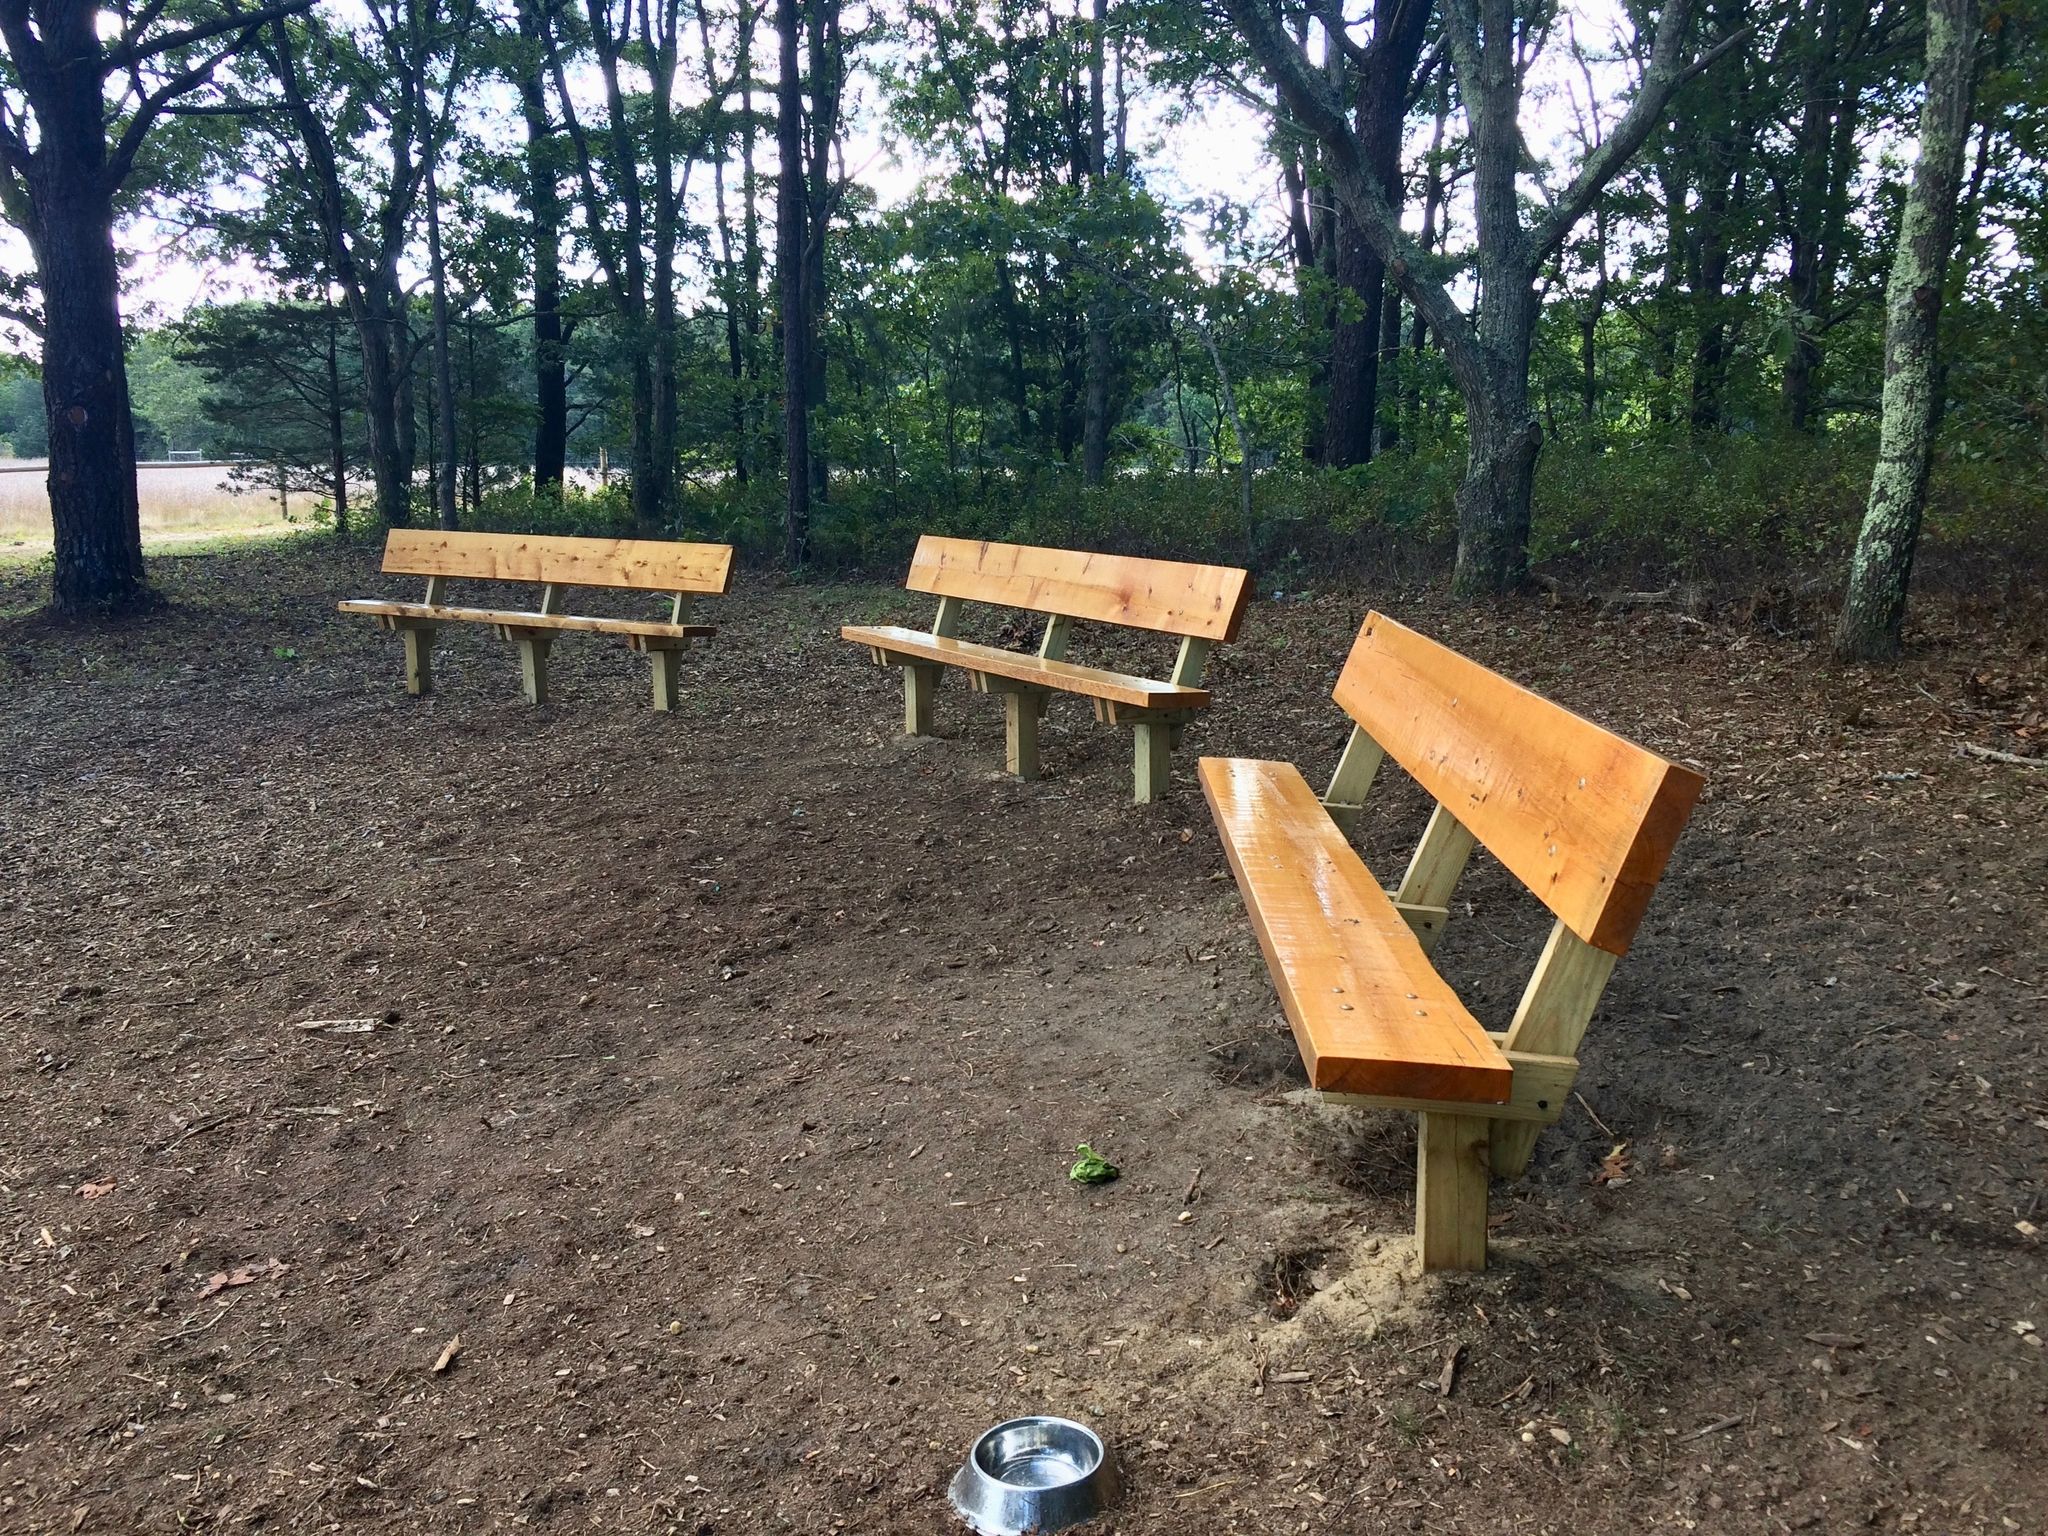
top-left (423, 128), bottom-right (459, 531)
top-left (803, 0), bottom-right (839, 507)
top-left (1780, 0), bottom-right (1866, 433)
top-left (776, 0), bottom-right (809, 563)
top-left (1376, 269), bottom-right (1403, 454)
top-left (39, 171), bottom-right (146, 614)
top-left (1322, 210), bottom-right (1380, 468)
top-left (648, 0), bottom-right (680, 528)
top-left (1079, 0), bottom-right (1112, 485)
top-left (358, 311), bottom-right (415, 528)
top-left (10, 0), bottom-right (303, 615)
top-left (1452, 378), bottom-right (1542, 598)
top-left (705, 49), bottom-right (749, 486)
top-left (518, 0), bottom-right (568, 492)
top-left (1449, 0), bottom-right (1542, 598)
top-left (739, 5), bottom-right (764, 478)
top-left (324, 295), bottom-right (349, 537)
top-left (1834, 0), bottom-right (1980, 662)
top-left (1325, 0), bottom-right (1430, 470)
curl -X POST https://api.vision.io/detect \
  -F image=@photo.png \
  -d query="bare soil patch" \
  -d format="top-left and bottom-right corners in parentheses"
top-left (1, 539), bottom-right (2043, 1534)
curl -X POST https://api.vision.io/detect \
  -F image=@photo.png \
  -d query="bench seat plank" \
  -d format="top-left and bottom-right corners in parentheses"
top-left (842, 624), bottom-right (1208, 711)
top-left (339, 599), bottom-right (715, 641)
top-left (1198, 755), bottom-right (1512, 1104)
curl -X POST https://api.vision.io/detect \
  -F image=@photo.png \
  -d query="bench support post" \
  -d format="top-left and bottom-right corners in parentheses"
top-left (1133, 721), bottom-right (1172, 803)
top-left (518, 636), bottom-right (552, 706)
top-left (649, 646), bottom-right (682, 712)
top-left (1417, 1111), bottom-right (1492, 1272)
top-left (1004, 692), bottom-right (1042, 779)
top-left (401, 626), bottom-right (435, 696)
top-left (1490, 921), bottom-right (1617, 1177)
top-left (903, 664), bottom-right (941, 736)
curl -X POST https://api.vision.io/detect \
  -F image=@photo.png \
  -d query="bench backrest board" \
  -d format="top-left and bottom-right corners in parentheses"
top-left (1335, 612), bottom-right (1703, 956)
top-left (380, 529), bottom-right (734, 595)
top-left (906, 535), bottom-right (1251, 642)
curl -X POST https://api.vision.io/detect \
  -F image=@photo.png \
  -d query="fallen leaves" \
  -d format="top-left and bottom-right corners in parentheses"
top-left (198, 1258), bottom-right (288, 1298)
top-left (1591, 1141), bottom-right (1632, 1186)
top-left (76, 1177), bottom-right (115, 1199)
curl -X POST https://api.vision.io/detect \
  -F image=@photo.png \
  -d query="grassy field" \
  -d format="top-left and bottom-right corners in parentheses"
top-left (0, 462), bottom-right (302, 558)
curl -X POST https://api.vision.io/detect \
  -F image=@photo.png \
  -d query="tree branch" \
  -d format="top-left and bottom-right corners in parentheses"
top-left (105, 0), bottom-right (313, 69)
top-left (1528, 5), bottom-right (1751, 267)
top-left (106, 35), bottom-right (250, 190)
top-left (0, 299), bottom-right (44, 337)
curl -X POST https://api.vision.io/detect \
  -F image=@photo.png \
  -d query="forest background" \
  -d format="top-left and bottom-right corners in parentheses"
top-left (1, 0), bottom-right (2041, 654)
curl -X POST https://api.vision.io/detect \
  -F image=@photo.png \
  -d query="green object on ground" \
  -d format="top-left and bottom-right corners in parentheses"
top-left (1069, 1144), bottom-right (1119, 1185)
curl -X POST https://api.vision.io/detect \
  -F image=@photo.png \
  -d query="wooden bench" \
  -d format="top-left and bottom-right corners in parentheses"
top-left (338, 530), bottom-right (733, 709)
top-left (1199, 611), bottom-right (1704, 1271)
top-left (841, 536), bottom-right (1252, 803)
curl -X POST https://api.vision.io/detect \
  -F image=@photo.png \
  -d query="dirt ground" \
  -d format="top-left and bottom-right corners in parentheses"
top-left (1, 538), bottom-right (2043, 1535)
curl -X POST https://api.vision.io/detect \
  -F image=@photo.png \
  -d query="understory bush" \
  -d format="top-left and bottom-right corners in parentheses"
top-left (449, 430), bottom-right (2043, 599)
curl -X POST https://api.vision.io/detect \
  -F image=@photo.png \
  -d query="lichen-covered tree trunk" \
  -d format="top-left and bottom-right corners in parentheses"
top-left (1833, 0), bottom-right (1981, 662)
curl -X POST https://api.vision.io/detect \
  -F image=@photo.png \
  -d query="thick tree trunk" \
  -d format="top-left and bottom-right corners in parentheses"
top-left (776, 0), bottom-right (809, 563)
top-left (1834, 0), bottom-right (1980, 662)
top-left (1452, 384), bottom-right (1541, 598)
top-left (1323, 0), bottom-right (1429, 469)
top-left (1323, 212), bottom-right (1380, 468)
top-left (1449, 1), bottom-right (1542, 598)
top-left (39, 172), bottom-right (146, 614)
top-left (358, 311), bottom-right (415, 528)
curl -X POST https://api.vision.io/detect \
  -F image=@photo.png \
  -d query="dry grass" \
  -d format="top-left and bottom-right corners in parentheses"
top-left (0, 462), bottom-right (300, 556)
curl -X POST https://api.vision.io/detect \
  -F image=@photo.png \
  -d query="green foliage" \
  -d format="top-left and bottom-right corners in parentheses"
top-left (469, 481), bottom-right (640, 539)
top-left (0, 368), bottom-right (44, 458)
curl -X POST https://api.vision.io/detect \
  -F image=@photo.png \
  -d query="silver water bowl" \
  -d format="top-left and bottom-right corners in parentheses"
top-left (948, 1415), bottom-right (1120, 1535)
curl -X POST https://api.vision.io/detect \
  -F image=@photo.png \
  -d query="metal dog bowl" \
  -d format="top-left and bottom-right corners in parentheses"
top-left (948, 1415), bottom-right (1119, 1535)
